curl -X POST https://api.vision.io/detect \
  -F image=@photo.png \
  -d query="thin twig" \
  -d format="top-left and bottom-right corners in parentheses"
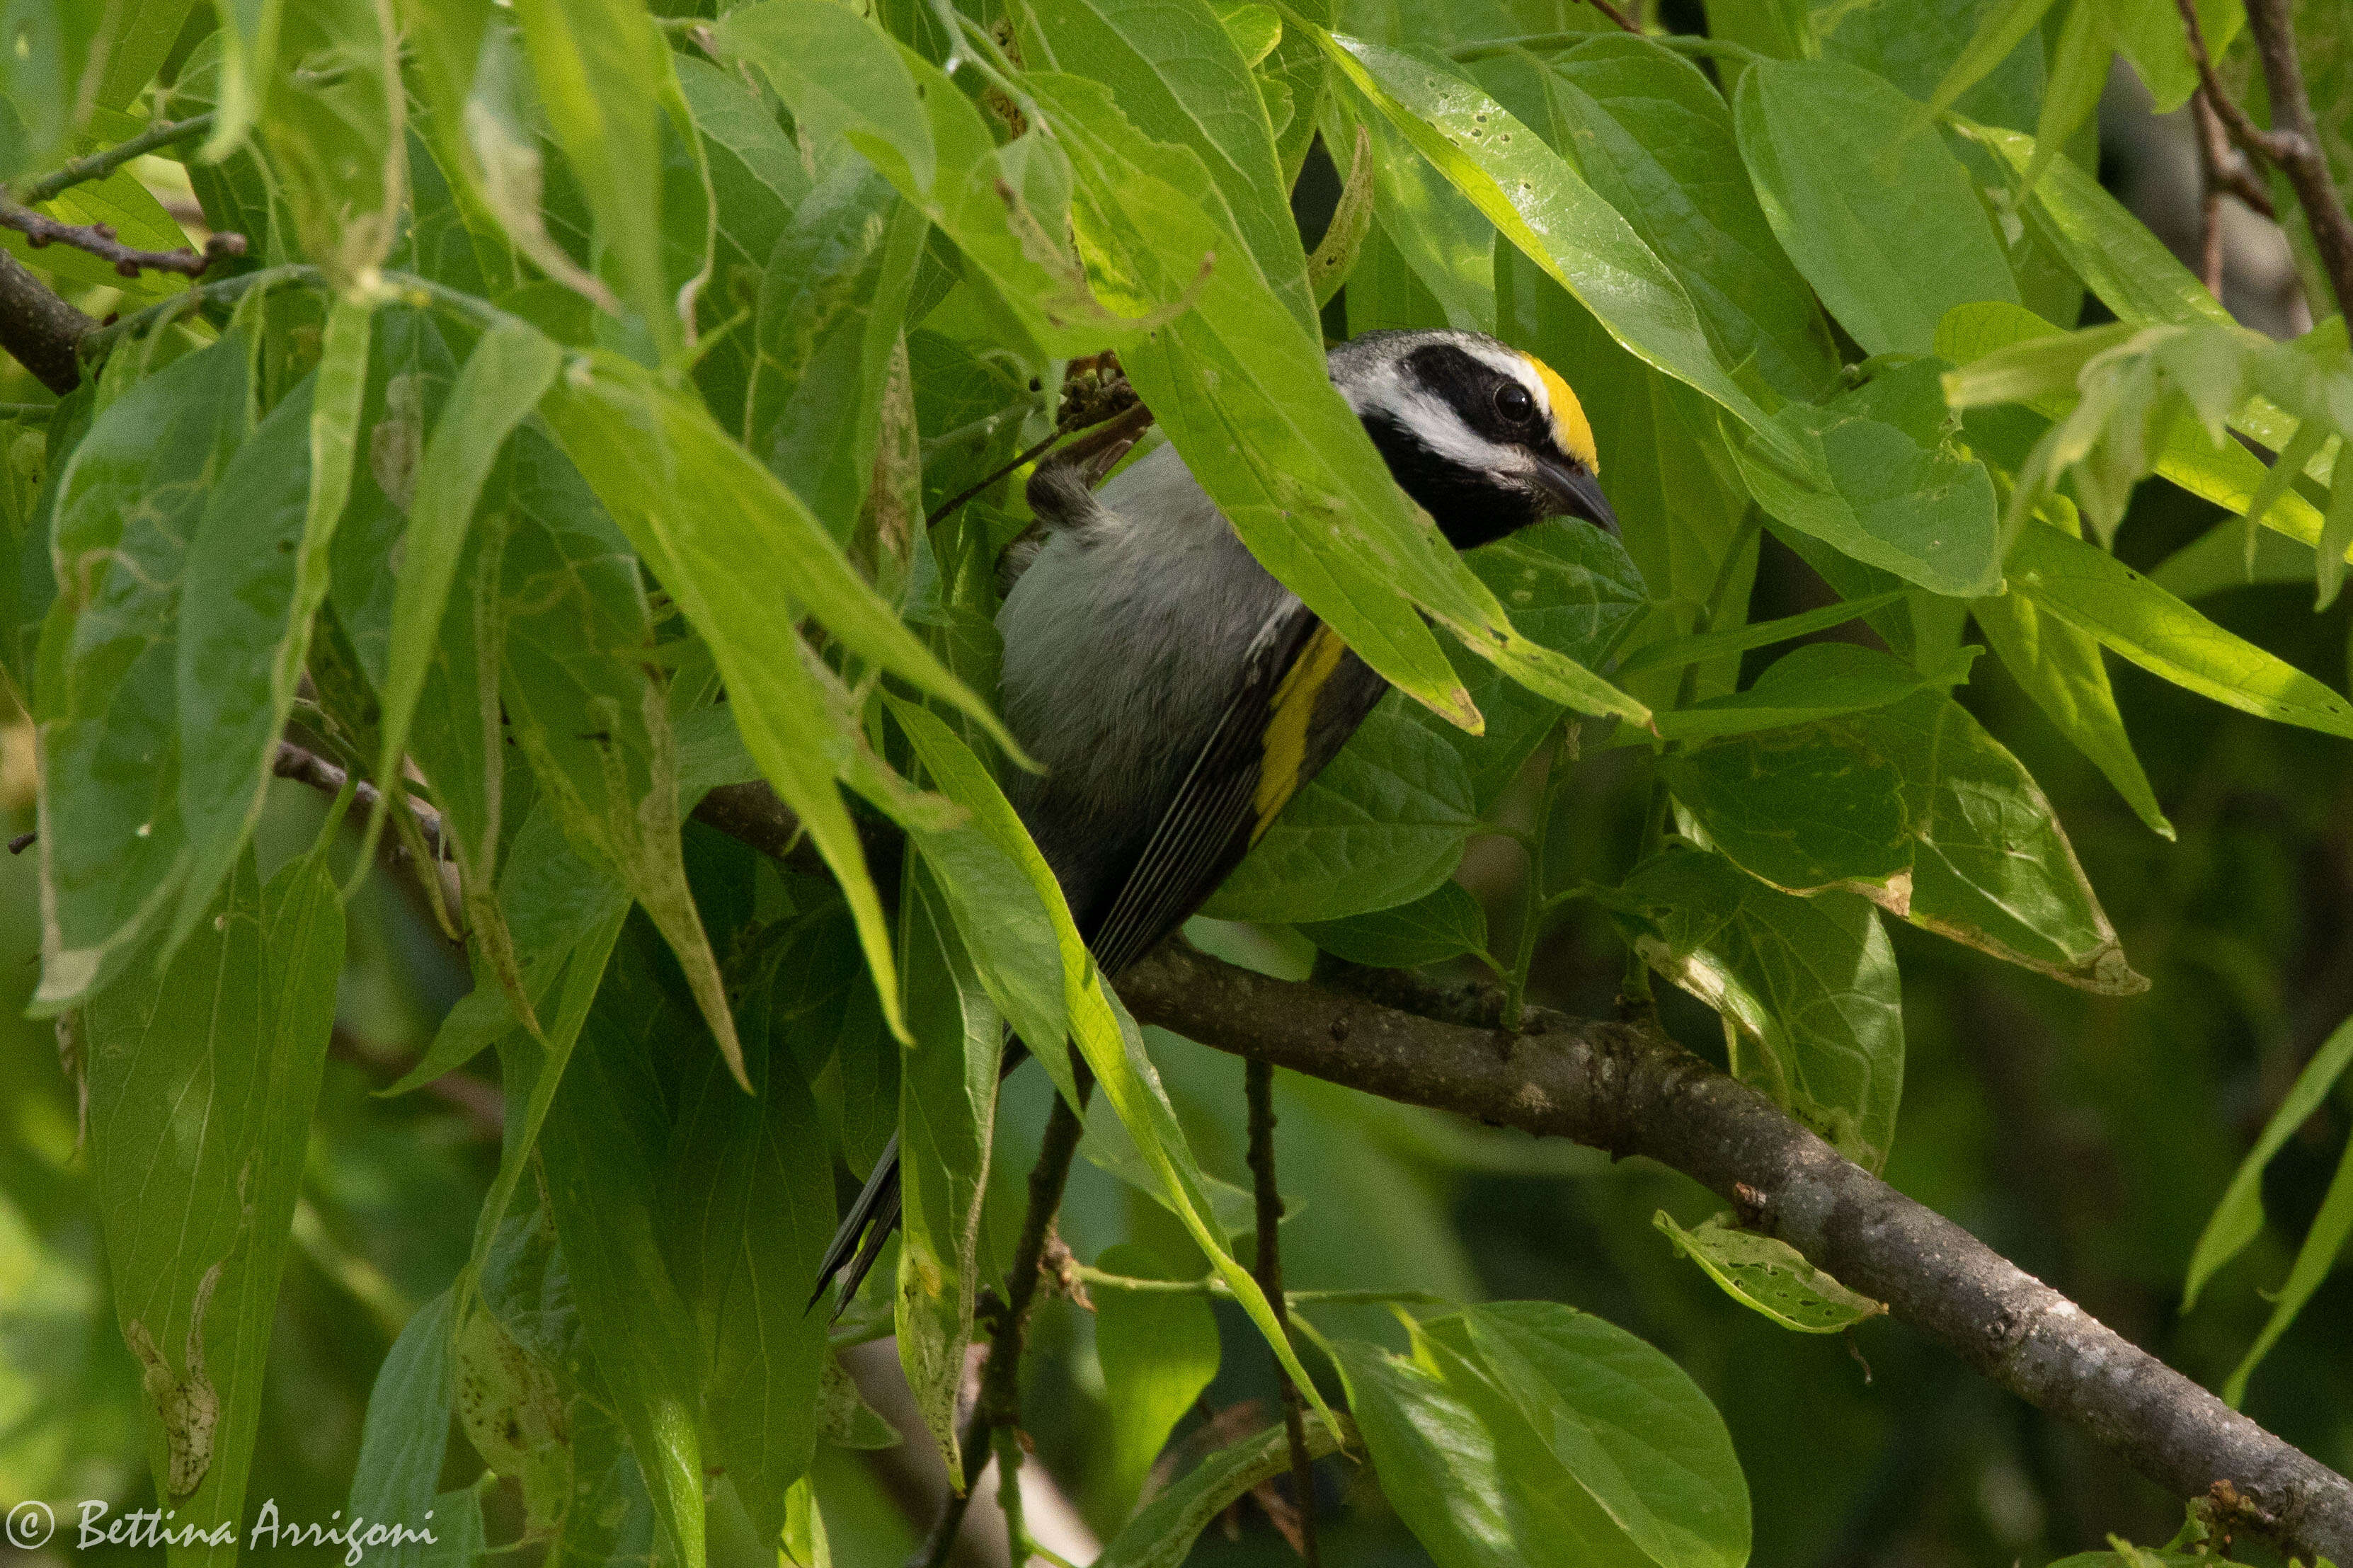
top-left (2175, 0), bottom-right (2353, 322)
top-left (1579, 0), bottom-right (1640, 34)
top-left (1247, 1058), bottom-right (1321, 1567)
top-left (0, 202), bottom-right (244, 279)
top-left (917, 1086), bottom-right (1092, 1568)
top-left (924, 374), bottom-right (1145, 528)
top-left (16, 113), bottom-right (217, 205)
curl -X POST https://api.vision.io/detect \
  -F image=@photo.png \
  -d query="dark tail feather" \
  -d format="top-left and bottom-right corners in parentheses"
top-left (808, 1041), bottom-right (1036, 1320)
top-left (810, 1135), bottom-right (903, 1320)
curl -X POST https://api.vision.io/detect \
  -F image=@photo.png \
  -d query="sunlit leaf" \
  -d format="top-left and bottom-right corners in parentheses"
top-left (1735, 58), bottom-right (2017, 357)
top-left (1657, 1210), bottom-right (1887, 1334)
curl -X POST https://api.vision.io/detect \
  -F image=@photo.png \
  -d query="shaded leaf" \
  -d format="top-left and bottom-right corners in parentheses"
top-left (1300, 879), bottom-right (1489, 969)
top-left (35, 331), bottom-right (250, 1009)
top-left (2185, 1012), bottom-right (2353, 1310)
top-left (86, 835), bottom-right (343, 1535)
top-left (893, 866), bottom-right (1002, 1479)
top-left (1093, 1413), bottom-right (1344, 1568)
top-left (1093, 1242), bottom-right (1223, 1516)
top-left (1603, 845), bottom-right (1902, 1170)
top-left (1203, 702), bottom-right (1480, 925)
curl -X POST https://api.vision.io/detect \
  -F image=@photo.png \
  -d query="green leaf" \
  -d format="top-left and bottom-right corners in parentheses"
top-left (885, 694), bottom-right (1070, 1092)
top-left (2109, 0), bottom-right (2242, 113)
top-left (1601, 843), bottom-right (1903, 1171)
top-left (1092, 1412), bottom-right (1345, 1568)
top-left (1494, 246), bottom-right (1756, 708)
top-left (2185, 1012), bottom-right (2353, 1310)
top-left (364, 319), bottom-right (563, 875)
top-left (1426, 515), bottom-right (1651, 810)
top-left (176, 297), bottom-right (374, 951)
top-left (0, 0), bottom-right (107, 182)
top-left (1324, 86), bottom-right (1496, 331)
top-left (1334, 1301), bottom-right (1748, 1568)
top-left (540, 1011), bottom-right (708, 1568)
top-left (1936, 301), bottom-right (2333, 555)
top-left (35, 331), bottom-right (251, 1009)
top-left (2008, 521), bottom-right (2353, 740)
top-left (1300, 879), bottom-right (1489, 968)
top-left (1665, 650), bottom-right (2146, 995)
top-left (745, 163), bottom-right (929, 540)
top-left (1652, 639), bottom-right (1949, 743)
top-left (513, 0), bottom-right (680, 358)
top-left (256, 0), bottom-right (408, 282)
top-left (1615, 592), bottom-right (1907, 678)
top-left (1322, 28), bottom-right (1804, 475)
top-left (1448, 1303), bottom-right (1750, 1568)
top-left (1499, 36), bottom-right (1839, 401)
top-left (1911, 0), bottom-right (2059, 127)
top-left (348, 1291), bottom-right (459, 1568)
top-left (1654, 1211), bottom-right (1887, 1332)
top-left (86, 834), bottom-right (343, 1539)
top-left (2025, 0), bottom-right (2114, 193)
top-left (205, 0), bottom-right (285, 155)
top-left (541, 347), bottom-right (1014, 1039)
top-left (2223, 1123), bottom-right (2353, 1407)
top-left (666, 939), bottom-right (839, 1544)
top-left (893, 866), bottom-right (1002, 1479)
top-left (1019, 0), bottom-right (1317, 336)
top-left (1735, 58), bottom-right (2017, 355)
top-left (889, 702), bottom-right (1338, 1433)
top-left (1307, 121), bottom-right (1375, 307)
top-left (398, 799), bottom-right (630, 1092)
top-left (497, 454), bottom-right (745, 1084)
top-left (1731, 358), bottom-right (2003, 597)
top-left (1093, 1242), bottom-right (1223, 1516)
top-left (1973, 587), bottom-right (2173, 838)
top-left (1203, 702), bottom-right (1480, 925)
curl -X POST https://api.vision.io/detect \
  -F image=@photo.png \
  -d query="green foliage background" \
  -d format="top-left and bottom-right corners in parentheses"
top-left (0, 0), bottom-right (2350, 1563)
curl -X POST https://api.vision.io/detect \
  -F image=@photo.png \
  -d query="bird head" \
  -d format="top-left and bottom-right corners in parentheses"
top-left (1331, 329), bottom-right (1617, 551)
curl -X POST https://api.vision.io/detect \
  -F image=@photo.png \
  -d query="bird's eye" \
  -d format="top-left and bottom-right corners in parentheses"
top-left (1495, 383), bottom-right (1535, 422)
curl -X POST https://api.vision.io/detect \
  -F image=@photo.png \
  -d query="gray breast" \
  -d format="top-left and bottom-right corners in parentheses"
top-left (995, 442), bottom-right (1297, 926)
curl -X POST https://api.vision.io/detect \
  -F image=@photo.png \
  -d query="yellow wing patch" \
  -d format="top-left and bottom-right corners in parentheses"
top-left (1524, 353), bottom-right (1598, 473)
top-left (1252, 624), bottom-right (1350, 840)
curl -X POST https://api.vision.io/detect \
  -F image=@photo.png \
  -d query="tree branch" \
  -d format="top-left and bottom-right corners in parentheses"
top-left (2176, 0), bottom-right (2353, 322)
top-left (1247, 1056), bottom-right (1322, 1566)
top-left (0, 249), bottom-right (94, 395)
top-left (651, 777), bottom-right (2353, 1566)
top-left (0, 202), bottom-right (244, 280)
top-left (1117, 944), bottom-right (2353, 1567)
top-left (16, 113), bottom-right (216, 205)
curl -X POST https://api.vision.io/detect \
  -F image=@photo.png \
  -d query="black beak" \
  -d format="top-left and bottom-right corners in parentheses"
top-left (1534, 457), bottom-right (1618, 535)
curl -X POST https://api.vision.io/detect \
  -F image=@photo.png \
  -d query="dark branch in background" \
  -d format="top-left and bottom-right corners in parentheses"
top-left (0, 204), bottom-right (246, 280)
top-left (15, 113), bottom-right (217, 205)
top-left (1247, 1057), bottom-right (1322, 1567)
top-left (2177, 0), bottom-right (2353, 322)
top-left (1578, 0), bottom-right (1641, 35)
top-left (2192, 88), bottom-right (2280, 297)
top-left (924, 357), bottom-right (1145, 527)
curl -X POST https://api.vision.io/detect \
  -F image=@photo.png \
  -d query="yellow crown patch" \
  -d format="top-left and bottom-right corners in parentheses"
top-left (1524, 354), bottom-right (1598, 474)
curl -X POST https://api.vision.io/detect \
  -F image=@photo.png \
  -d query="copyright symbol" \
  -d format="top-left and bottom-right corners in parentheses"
top-left (6, 1500), bottom-right (54, 1549)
